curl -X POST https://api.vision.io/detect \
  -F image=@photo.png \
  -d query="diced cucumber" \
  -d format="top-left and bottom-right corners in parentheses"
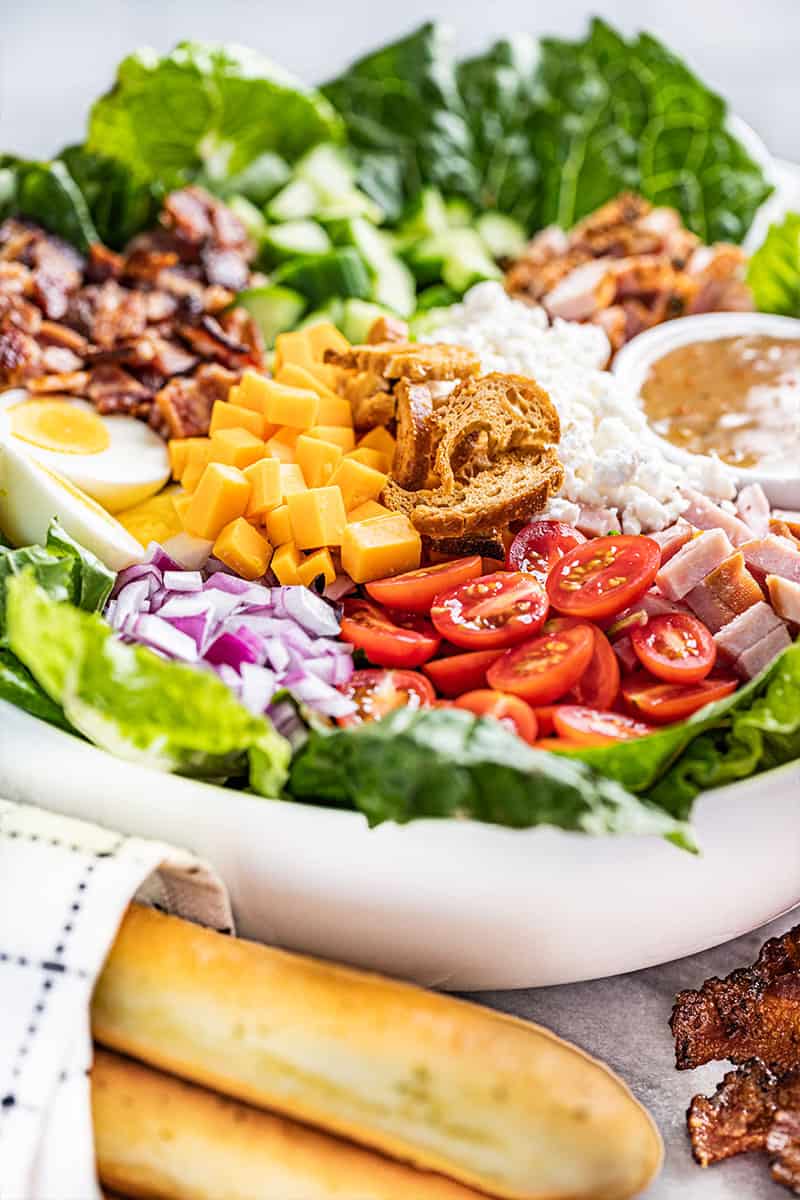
top-left (236, 286), bottom-right (306, 348)
top-left (297, 298), bottom-right (345, 330)
top-left (266, 177), bottom-right (318, 222)
top-left (416, 284), bottom-right (459, 311)
top-left (440, 230), bottom-right (502, 293)
top-left (327, 218), bottom-right (415, 317)
top-left (260, 220), bottom-right (331, 266)
top-left (476, 212), bottom-right (528, 260)
top-left (295, 144), bottom-right (383, 224)
top-left (444, 197), bottom-right (474, 228)
top-left (227, 195), bottom-right (268, 244)
top-left (396, 187), bottom-right (450, 245)
top-left (339, 299), bottom-right (396, 344)
top-left (272, 248), bottom-right (372, 306)
top-left (221, 152), bottom-right (291, 205)
top-left (401, 235), bottom-right (448, 286)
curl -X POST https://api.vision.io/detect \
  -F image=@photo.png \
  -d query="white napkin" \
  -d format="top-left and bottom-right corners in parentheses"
top-left (0, 798), bottom-right (234, 1200)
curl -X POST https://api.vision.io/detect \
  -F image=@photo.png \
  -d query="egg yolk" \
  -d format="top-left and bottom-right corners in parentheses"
top-left (11, 400), bottom-right (110, 455)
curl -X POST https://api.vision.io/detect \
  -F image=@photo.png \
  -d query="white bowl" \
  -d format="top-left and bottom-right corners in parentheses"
top-left (3, 700), bottom-right (800, 990)
top-left (612, 311), bottom-right (800, 509)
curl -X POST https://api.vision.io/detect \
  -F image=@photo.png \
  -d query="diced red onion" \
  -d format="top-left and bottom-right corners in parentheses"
top-left (145, 544), bottom-right (182, 573)
top-left (285, 672), bottom-right (357, 718)
top-left (283, 588), bottom-right (340, 637)
top-left (240, 664), bottom-right (278, 714)
top-left (204, 571), bottom-right (259, 596)
top-left (324, 575), bottom-right (357, 602)
top-left (111, 562), bottom-right (161, 600)
top-left (162, 532), bottom-right (213, 571)
top-left (111, 578), bottom-right (152, 630)
top-left (206, 628), bottom-right (265, 672)
top-left (133, 613), bottom-right (200, 661)
top-left (163, 570), bottom-right (203, 593)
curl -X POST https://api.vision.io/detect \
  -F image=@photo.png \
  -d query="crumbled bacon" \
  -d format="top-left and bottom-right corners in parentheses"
top-left (0, 187), bottom-right (264, 432)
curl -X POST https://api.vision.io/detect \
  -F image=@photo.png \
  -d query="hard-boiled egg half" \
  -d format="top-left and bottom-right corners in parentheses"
top-left (0, 390), bottom-right (170, 512)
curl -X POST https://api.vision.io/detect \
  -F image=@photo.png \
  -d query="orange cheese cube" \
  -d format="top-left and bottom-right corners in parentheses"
top-left (274, 330), bottom-right (314, 373)
top-left (227, 384), bottom-right (242, 405)
top-left (168, 439), bottom-right (191, 480)
top-left (347, 499), bottom-right (391, 523)
top-left (236, 369), bottom-right (272, 413)
top-left (271, 540), bottom-right (303, 585)
top-left (346, 446), bottom-right (391, 473)
top-left (209, 427), bottom-right (266, 470)
top-left (260, 381), bottom-right (320, 429)
top-left (358, 427), bottom-right (396, 457)
top-left (266, 428), bottom-right (298, 464)
top-left (209, 400), bottom-right (265, 439)
top-left (297, 548), bottom-right (337, 588)
top-left (341, 515), bottom-right (421, 584)
top-left (329, 456), bottom-right (387, 511)
top-left (316, 392), bottom-right (353, 427)
top-left (213, 518), bottom-right (272, 581)
top-left (172, 492), bottom-right (193, 526)
top-left (276, 362), bottom-right (340, 402)
top-left (265, 504), bottom-right (292, 546)
top-left (243, 458), bottom-right (282, 519)
top-left (181, 440), bottom-right (212, 493)
top-left (295, 435), bottom-right (342, 489)
top-left (279, 463), bottom-right (308, 500)
top-left (287, 486), bottom-right (348, 550)
top-left (305, 362), bottom-right (342, 392)
top-left (306, 321), bottom-right (350, 361)
top-left (183, 463), bottom-right (251, 541)
top-left (307, 425), bottom-right (356, 452)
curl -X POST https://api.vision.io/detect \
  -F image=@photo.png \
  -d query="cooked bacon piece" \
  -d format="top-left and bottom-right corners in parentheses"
top-left (176, 315), bottom-right (256, 369)
top-left (27, 370), bottom-right (89, 395)
top-left (37, 319), bottom-right (88, 354)
top-left (689, 1061), bottom-right (785, 1166)
top-left (156, 362), bottom-right (238, 438)
top-left (40, 344), bottom-right (84, 374)
top-left (685, 551), bottom-right (764, 633)
top-left (656, 529), bottom-right (735, 601)
top-left (737, 483), bottom-right (772, 537)
top-left (0, 326), bottom-right (42, 384)
top-left (672, 925), bottom-right (800, 1073)
top-left (86, 365), bottom-right (154, 415)
top-left (769, 1101), bottom-right (800, 1192)
top-left (87, 242), bottom-right (124, 282)
top-left (542, 260), bottom-right (617, 322)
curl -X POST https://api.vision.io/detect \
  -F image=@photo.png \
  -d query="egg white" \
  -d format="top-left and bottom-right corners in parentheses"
top-left (0, 391), bottom-right (170, 513)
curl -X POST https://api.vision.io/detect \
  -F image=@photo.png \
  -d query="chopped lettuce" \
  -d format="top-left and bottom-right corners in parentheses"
top-left (58, 145), bottom-right (161, 249)
top-left (747, 212), bottom-right (800, 315)
top-left (7, 571), bottom-right (290, 794)
top-left (288, 705), bottom-right (693, 847)
top-left (87, 42), bottom-right (342, 189)
top-left (0, 156), bottom-right (99, 250)
top-left (0, 650), bottom-right (72, 731)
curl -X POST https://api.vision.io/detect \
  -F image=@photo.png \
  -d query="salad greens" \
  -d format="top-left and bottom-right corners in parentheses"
top-left (289, 705), bottom-right (693, 846)
top-left (0, 156), bottom-right (99, 251)
top-left (747, 212), bottom-right (800, 315)
top-left (7, 571), bottom-right (290, 795)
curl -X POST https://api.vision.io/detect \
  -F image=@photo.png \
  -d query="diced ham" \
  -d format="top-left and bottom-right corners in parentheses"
top-left (684, 552), bottom-right (764, 633)
top-left (681, 489), bottom-right (753, 547)
top-left (649, 520), bottom-right (693, 565)
top-left (714, 601), bottom-right (786, 661)
top-left (656, 529), bottom-right (735, 601)
top-left (736, 483), bottom-right (771, 538)
top-left (575, 506), bottom-right (621, 537)
top-left (741, 535), bottom-right (800, 584)
top-left (767, 575), bottom-right (800, 625)
top-left (612, 635), bottom-right (639, 674)
top-left (638, 590), bottom-right (689, 617)
top-left (735, 624), bottom-right (792, 679)
top-left (542, 260), bottom-right (617, 322)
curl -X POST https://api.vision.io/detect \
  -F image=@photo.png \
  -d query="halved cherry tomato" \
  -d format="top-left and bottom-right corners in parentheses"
top-left (453, 690), bottom-right (538, 744)
top-left (553, 705), bottom-right (655, 744)
top-left (546, 535), bottom-right (661, 621)
top-left (422, 648), bottom-right (504, 697)
top-left (337, 669), bottom-right (435, 727)
top-left (365, 556), bottom-right (482, 614)
top-left (506, 519), bottom-right (586, 582)
top-left (340, 599), bottom-right (440, 668)
top-left (487, 623), bottom-right (595, 704)
top-left (630, 612), bottom-right (716, 684)
top-left (548, 617), bottom-right (620, 710)
top-left (622, 675), bottom-right (738, 724)
top-left (430, 572), bottom-right (549, 650)
top-left (531, 705), bottom-right (558, 736)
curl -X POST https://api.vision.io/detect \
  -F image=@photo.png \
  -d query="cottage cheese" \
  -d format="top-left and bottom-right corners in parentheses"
top-left (423, 283), bottom-right (733, 533)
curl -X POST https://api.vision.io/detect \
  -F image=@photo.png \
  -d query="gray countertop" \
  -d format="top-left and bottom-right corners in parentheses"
top-left (474, 910), bottom-right (799, 1198)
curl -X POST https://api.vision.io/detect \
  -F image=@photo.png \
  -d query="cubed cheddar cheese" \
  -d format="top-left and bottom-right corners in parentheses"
top-left (347, 446), bottom-right (391, 473)
top-left (304, 362), bottom-right (342, 392)
top-left (237, 370), bottom-right (272, 413)
top-left (305, 321), bottom-right (350, 361)
top-left (347, 499), bottom-right (391, 523)
top-left (227, 384), bottom-right (242, 405)
top-left (358, 427), bottom-right (396, 457)
top-left (213, 518), bottom-right (272, 581)
top-left (266, 428), bottom-right (298, 464)
top-left (261, 381), bottom-right (320, 429)
top-left (341, 514), bottom-right (421, 584)
top-left (209, 400), bottom-right (264, 439)
top-left (279, 462), bottom-right (308, 499)
top-left (316, 391), bottom-right (353, 427)
top-left (329, 456), bottom-right (387, 511)
top-left (171, 492), bottom-right (193, 527)
top-left (265, 504), bottom-right (292, 546)
top-left (276, 363), bottom-right (339, 402)
top-left (180, 440), bottom-right (212, 493)
top-left (208, 427), bottom-right (266, 470)
top-left (287, 486), bottom-right (348, 549)
top-left (168, 438), bottom-right (191, 480)
top-left (243, 458), bottom-right (281, 519)
top-left (297, 547), bottom-right (336, 588)
top-left (271, 540), bottom-right (304, 585)
top-left (295, 434), bottom-right (342, 489)
top-left (274, 330), bottom-right (314, 373)
top-left (182, 463), bottom-right (251, 541)
top-left (306, 425), bottom-right (356, 452)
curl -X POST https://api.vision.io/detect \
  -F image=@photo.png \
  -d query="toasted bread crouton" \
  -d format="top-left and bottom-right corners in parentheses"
top-left (326, 341), bottom-right (481, 383)
top-left (392, 379), bottom-right (458, 490)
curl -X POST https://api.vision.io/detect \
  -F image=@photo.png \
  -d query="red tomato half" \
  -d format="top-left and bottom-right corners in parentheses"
top-left (622, 676), bottom-right (738, 724)
top-left (487, 624), bottom-right (595, 704)
top-left (365, 556), bottom-right (482, 614)
top-left (506, 520), bottom-right (586, 582)
top-left (422, 648), bottom-right (503, 697)
top-left (630, 612), bottom-right (716, 684)
top-left (553, 705), bottom-right (655, 745)
top-left (531, 705), bottom-right (558, 736)
top-left (548, 617), bottom-right (620, 710)
top-left (340, 599), bottom-right (440, 668)
top-left (430, 572), bottom-right (549, 650)
top-left (337, 669), bottom-right (435, 727)
top-left (546, 535), bottom-right (661, 621)
top-left (453, 690), bottom-right (538, 744)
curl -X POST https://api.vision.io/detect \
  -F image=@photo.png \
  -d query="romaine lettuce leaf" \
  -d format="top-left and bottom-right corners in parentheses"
top-left (87, 42), bottom-right (342, 189)
top-left (288, 705), bottom-right (693, 847)
top-left (0, 156), bottom-right (98, 250)
top-left (0, 649), bottom-right (73, 731)
top-left (7, 570), bottom-right (290, 794)
top-left (58, 145), bottom-right (161, 249)
top-left (747, 212), bottom-right (800, 315)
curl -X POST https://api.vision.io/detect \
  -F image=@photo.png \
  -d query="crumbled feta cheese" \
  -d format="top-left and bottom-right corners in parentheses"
top-left (423, 283), bottom-right (733, 532)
